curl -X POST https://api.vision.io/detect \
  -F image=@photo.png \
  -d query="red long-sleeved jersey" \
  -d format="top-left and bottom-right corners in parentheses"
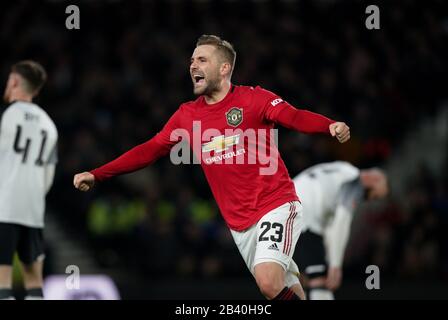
top-left (91, 85), bottom-right (335, 231)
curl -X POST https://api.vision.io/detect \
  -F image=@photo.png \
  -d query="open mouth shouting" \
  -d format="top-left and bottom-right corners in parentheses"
top-left (192, 72), bottom-right (206, 87)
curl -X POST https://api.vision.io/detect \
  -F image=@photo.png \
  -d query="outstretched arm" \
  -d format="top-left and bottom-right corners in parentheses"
top-left (270, 104), bottom-right (350, 143)
top-left (73, 138), bottom-right (170, 191)
top-left (74, 109), bottom-right (183, 191)
top-left (91, 137), bottom-right (173, 181)
top-left (257, 86), bottom-right (350, 143)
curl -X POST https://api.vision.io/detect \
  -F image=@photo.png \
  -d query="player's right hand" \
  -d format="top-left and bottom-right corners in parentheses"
top-left (73, 172), bottom-right (95, 192)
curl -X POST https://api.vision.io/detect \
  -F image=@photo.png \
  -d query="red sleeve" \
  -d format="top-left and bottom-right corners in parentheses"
top-left (91, 108), bottom-right (183, 181)
top-left (255, 86), bottom-right (335, 134)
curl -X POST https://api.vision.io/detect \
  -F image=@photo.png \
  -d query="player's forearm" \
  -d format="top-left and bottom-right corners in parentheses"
top-left (90, 138), bottom-right (170, 181)
top-left (273, 104), bottom-right (335, 134)
top-left (44, 165), bottom-right (56, 194)
top-left (324, 206), bottom-right (353, 267)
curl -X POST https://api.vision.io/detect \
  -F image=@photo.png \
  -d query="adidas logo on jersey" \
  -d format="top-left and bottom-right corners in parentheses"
top-left (268, 243), bottom-right (279, 251)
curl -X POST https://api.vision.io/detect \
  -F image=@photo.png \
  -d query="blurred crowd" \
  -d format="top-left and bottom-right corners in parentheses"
top-left (1, 0), bottom-right (447, 287)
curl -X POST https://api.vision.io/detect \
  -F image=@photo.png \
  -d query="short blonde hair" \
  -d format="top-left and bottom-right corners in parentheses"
top-left (196, 35), bottom-right (236, 75)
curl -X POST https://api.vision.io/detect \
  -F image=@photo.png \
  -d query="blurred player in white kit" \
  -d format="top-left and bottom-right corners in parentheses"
top-left (293, 161), bottom-right (388, 300)
top-left (0, 61), bottom-right (58, 300)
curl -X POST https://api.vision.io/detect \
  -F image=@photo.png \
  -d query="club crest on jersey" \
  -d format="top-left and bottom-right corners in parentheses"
top-left (225, 107), bottom-right (243, 127)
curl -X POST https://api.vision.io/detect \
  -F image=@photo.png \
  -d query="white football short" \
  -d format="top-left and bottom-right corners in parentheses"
top-left (230, 201), bottom-right (303, 287)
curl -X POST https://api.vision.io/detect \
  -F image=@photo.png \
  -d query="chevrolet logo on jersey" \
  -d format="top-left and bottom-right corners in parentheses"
top-left (202, 134), bottom-right (240, 153)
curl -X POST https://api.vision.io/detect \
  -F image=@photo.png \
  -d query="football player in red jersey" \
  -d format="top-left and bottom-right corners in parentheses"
top-left (74, 35), bottom-right (350, 300)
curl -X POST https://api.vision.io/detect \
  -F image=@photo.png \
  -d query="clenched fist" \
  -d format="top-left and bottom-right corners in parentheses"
top-left (329, 122), bottom-right (350, 143)
top-left (73, 171), bottom-right (95, 192)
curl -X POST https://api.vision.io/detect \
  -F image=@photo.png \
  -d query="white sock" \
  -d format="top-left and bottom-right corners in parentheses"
top-left (309, 288), bottom-right (334, 300)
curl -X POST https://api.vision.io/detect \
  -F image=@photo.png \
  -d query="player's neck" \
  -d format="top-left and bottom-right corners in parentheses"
top-left (204, 81), bottom-right (231, 105)
top-left (8, 91), bottom-right (33, 104)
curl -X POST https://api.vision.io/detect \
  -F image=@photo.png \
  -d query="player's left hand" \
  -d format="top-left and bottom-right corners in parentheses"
top-left (329, 122), bottom-right (350, 143)
top-left (326, 267), bottom-right (342, 290)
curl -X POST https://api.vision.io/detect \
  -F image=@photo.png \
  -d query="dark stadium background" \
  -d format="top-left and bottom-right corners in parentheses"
top-left (1, 0), bottom-right (447, 299)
